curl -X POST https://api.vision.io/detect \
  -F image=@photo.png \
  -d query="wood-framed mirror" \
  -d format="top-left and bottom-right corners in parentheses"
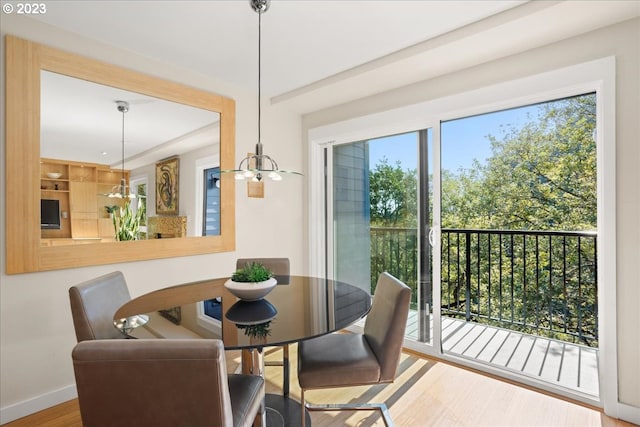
top-left (5, 35), bottom-right (236, 274)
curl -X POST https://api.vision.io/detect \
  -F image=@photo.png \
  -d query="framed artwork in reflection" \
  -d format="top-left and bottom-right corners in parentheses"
top-left (156, 156), bottom-right (179, 215)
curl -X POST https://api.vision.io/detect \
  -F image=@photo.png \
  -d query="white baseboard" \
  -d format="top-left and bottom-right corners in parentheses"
top-left (0, 384), bottom-right (77, 425)
top-left (616, 402), bottom-right (640, 425)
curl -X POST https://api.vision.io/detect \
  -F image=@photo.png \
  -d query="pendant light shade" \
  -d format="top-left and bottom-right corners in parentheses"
top-left (225, 0), bottom-right (302, 183)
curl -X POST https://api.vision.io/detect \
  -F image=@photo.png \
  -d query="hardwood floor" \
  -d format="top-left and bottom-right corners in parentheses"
top-left (3, 346), bottom-right (634, 427)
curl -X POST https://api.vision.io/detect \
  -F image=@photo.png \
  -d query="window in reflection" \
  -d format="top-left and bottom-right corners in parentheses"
top-left (203, 167), bottom-right (221, 236)
top-left (131, 178), bottom-right (148, 239)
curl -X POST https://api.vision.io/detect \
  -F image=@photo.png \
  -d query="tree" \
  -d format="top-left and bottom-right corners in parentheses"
top-left (445, 94), bottom-right (597, 231)
top-left (368, 157), bottom-right (418, 299)
top-left (369, 157), bottom-right (417, 227)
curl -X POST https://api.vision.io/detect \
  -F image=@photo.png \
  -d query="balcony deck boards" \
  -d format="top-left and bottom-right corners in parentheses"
top-left (404, 311), bottom-right (599, 397)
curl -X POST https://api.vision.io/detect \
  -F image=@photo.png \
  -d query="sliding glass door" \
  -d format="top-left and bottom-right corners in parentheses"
top-left (329, 130), bottom-right (434, 344)
top-left (315, 59), bottom-right (613, 405)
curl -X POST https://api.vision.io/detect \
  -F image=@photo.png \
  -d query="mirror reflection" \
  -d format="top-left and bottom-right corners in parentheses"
top-left (39, 71), bottom-right (221, 245)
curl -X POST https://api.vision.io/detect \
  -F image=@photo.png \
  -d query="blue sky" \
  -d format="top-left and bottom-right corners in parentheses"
top-left (368, 104), bottom-right (541, 172)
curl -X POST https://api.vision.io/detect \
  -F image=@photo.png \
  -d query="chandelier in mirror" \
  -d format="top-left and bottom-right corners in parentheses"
top-left (106, 100), bottom-right (136, 199)
top-left (228, 0), bottom-right (302, 184)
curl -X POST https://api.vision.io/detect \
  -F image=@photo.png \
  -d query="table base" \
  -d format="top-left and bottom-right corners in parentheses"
top-left (265, 393), bottom-right (311, 426)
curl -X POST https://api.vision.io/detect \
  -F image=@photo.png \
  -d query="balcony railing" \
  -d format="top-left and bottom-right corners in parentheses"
top-left (370, 227), bottom-right (598, 347)
top-left (370, 226), bottom-right (418, 298)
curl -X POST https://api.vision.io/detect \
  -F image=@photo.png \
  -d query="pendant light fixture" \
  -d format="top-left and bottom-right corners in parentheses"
top-left (107, 100), bottom-right (136, 199)
top-left (229, 0), bottom-right (302, 183)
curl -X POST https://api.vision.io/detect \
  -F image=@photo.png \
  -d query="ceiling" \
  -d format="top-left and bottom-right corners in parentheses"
top-left (40, 71), bottom-right (220, 168)
top-left (32, 1), bottom-right (526, 98)
top-left (26, 0), bottom-right (639, 166)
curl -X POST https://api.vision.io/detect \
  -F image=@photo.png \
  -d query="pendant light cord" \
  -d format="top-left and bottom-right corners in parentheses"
top-left (257, 10), bottom-right (262, 146)
top-left (121, 108), bottom-right (126, 183)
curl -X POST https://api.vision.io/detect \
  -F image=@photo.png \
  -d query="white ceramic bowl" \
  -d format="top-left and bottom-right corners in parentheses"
top-left (224, 277), bottom-right (277, 301)
top-left (46, 172), bottom-right (62, 179)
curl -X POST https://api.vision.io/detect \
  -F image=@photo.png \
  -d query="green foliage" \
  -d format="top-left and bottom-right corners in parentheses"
top-left (369, 157), bottom-right (417, 227)
top-left (443, 94), bottom-right (597, 231)
top-left (362, 97), bottom-right (595, 229)
top-left (112, 198), bottom-right (146, 241)
top-left (231, 262), bottom-right (273, 282)
top-left (368, 158), bottom-right (418, 297)
top-left (237, 321), bottom-right (271, 338)
top-left (135, 184), bottom-right (147, 227)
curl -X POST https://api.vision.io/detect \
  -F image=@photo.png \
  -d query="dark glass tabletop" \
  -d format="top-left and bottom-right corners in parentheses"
top-left (114, 275), bottom-right (372, 350)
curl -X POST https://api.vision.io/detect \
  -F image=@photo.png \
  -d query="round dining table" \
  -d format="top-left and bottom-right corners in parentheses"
top-left (114, 275), bottom-right (372, 427)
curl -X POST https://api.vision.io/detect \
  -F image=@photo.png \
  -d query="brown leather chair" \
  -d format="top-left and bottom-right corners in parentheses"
top-left (297, 272), bottom-right (411, 426)
top-left (69, 271), bottom-right (131, 342)
top-left (236, 258), bottom-right (291, 396)
top-left (72, 339), bottom-right (263, 427)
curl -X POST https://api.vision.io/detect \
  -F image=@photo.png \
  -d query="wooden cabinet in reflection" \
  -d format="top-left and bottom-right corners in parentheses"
top-left (40, 158), bottom-right (129, 243)
top-left (70, 181), bottom-right (98, 238)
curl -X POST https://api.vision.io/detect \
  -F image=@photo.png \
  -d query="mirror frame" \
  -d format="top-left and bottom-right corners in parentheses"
top-left (5, 35), bottom-right (236, 274)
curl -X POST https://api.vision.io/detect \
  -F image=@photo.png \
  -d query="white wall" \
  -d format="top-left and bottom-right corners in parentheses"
top-left (303, 17), bottom-right (639, 422)
top-left (0, 14), bottom-right (304, 423)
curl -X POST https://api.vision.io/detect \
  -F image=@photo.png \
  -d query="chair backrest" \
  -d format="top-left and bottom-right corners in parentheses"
top-left (69, 271), bottom-right (132, 342)
top-left (236, 257), bottom-right (290, 283)
top-left (364, 272), bottom-right (411, 382)
top-left (72, 339), bottom-right (234, 427)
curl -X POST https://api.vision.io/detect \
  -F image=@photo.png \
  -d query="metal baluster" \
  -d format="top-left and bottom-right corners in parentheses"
top-left (499, 234), bottom-right (503, 322)
top-left (548, 236), bottom-right (553, 333)
top-left (523, 234), bottom-right (527, 327)
top-left (488, 233), bottom-right (492, 321)
top-left (563, 235), bottom-right (568, 334)
top-left (535, 235), bottom-right (540, 333)
top-left (465, 232), bottom-right (471, 321)
top-left (456, 233), bottom-right (461, 314)
top-left (510, 234), bottom-right (515, 324)
top-left (578, 236), bottom-right (583, 342)
top-left (476, 232), bottom-right (481, 318)
top-left (447, 232), bottom-right (451, 312)
top-left (593, 236), bottom-right (598, 342)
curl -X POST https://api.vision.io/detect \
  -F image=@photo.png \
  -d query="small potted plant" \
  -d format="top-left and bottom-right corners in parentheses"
top-left (224, 262), bottom-right (277, 301)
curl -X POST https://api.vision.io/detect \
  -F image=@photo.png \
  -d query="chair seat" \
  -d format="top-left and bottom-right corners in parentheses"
top-left (228, 374), bottom-right (264, 427)
top-left (298, 333), bottom-right (380, 389)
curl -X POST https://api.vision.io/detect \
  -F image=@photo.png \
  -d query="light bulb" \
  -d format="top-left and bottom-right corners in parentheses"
top-left (268, 171), bottom-right (282, 181)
